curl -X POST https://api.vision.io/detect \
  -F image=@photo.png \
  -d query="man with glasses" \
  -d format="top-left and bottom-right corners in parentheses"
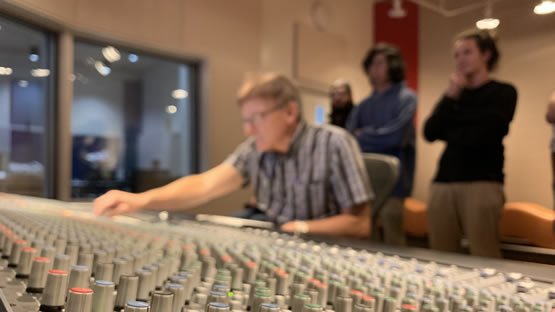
top-left (94, 73), bottom-right (374, 237)
top-left (329, 79), bottom-right (354, 129)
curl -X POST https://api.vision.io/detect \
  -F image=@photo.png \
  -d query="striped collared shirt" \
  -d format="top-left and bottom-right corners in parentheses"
top-left (224, 121), bottom-right (374, 224)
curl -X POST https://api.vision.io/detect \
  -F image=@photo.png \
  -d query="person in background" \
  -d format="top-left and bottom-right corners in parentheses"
top-left (545, 90), bottom-right (555, 209)
top-left (347, 43), bottom-right (417, 246)
top-left (329, 79), bottom-right (355, 128)
top-left (94, 73), bottom-right (374, 238)
top-left (423, 30), bottom-right (517, 257)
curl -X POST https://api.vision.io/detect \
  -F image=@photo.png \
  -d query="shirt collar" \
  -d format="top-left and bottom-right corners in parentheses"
top-left (371, 81), bottom-right (405, 97)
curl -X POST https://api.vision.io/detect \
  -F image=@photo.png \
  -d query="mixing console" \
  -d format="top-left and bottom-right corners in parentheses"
top-left (0, 194), bottom-right (554, 312)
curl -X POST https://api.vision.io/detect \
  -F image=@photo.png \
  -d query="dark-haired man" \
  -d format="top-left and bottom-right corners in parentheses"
top-left (347, 43), bottom-right (417, 246)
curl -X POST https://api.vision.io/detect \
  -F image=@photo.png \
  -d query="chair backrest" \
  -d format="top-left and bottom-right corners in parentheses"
top-left (362, 153), bottom-right (400, 219)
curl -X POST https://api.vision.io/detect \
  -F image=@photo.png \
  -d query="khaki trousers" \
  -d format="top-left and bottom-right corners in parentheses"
top-left (428, 182), bottom-right (505, 258)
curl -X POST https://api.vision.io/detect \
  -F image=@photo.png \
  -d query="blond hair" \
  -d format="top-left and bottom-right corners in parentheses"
top-left (237, 73), bottom-right (302, 118)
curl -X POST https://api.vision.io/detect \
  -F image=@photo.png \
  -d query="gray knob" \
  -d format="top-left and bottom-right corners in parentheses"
top-left (95, 262), bottom-right (114, 282)
top-left (137, 269), bottom-right (154, 301)
top-left (167, 283), bottom-right (186, 312)
top-left (261, 303), bottom-right (281, 312)
top-left (354, 303), bottom-right (374, 312)
top-left (77, 252), bottom-right (94, 274)
top-left (125, 301), bottom-right (150, 312)
top-left (209, 290), bottom-right (230, 304)
top-left (68, 265), bottom-right (90, 290)
top-left (54, 237), bottom-right (67, 255)
top-left (66, 287), bottom-right (93, 312)
top-left (245, 261), bottom-right (258, 283)
top-left (113, 257), bottom-right (131, 286)
top-left (40, 245), bottom-right (57, 262)
top-left (316, 283), bottom-right (328, 307)
top-left (350, 291), bottom-right (364, 308)
top-left (31, 239), bottom-right (45, 255)
top-left (306, 289), bottom-right (319, 305)
top-left (151, 291), bottom-right (174, 312)
top-left (207, 302), bottom-right (231, 312)
top-left (400, 304), bottom-right (417, 312)
top-left (92, 280), bottom-right (116, 312)
top-left (335, 296), bottom-right (353, 312)
top-left (230, 299), bottom-right (243, 310)
top-left (361, 296), bottom-right (375, 308)
top-left (293, 294), bottom-right (312, 312)
top-left (213, 284), bottom-right (231, 294)
top-left (115, 275), bottom-right (139, 310)
top-left (275, 270), bottom-right (289, 296)
top-left (436, 298), bottom-right (449, 312)
top-left (1, 234), bottom-right (15, 258)
top-left (144, 264), bottom-right (160, 289)
top-left (16, 247), bottom-right (36, 278)
top-left (303, 304), bottom-right (324, 312)
top-left (383, 297), bottom-right (396, 312)
top-left (8, 239), bottom-right (27, 267)
top-left (40, 269), bottom-right (69, 308)
top-left (65, 243), bottom-right (79, 267)
top-left (231, 266), bottom-right (244, 290)
top-left (53, 254), bottom-right (71, 272)
top-left (92, 250), bottom-right (108, 273)
top-left (169, 275), bottom-right (190, 299)
top-left (26, 257), bottom-right (51, 293)
top-left (290, 284), bottom-right (307, 308)
top-left (191, 292), bottom-right (208, 307)
top-left (252, 293), bottom-right (274, 312)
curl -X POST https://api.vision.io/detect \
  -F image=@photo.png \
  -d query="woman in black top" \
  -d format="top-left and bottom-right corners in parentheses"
top-left (423, 30), bottom-right (517, 257)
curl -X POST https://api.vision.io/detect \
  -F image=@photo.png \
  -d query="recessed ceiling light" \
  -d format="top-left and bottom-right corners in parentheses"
top-left (128, 54), bottom-right (139, 63)
top-left (102, 46), bottom-right (120, 62)
top-left (534, 0), bottom-right (555, 14)
top-left (95, 61), bottom-right (111, 76)
top-left (166, 105), bottom-right (178, 114)
top-left (172, 89), bottom-right (189, 99)
top-left (0, 67), bottom-right (13, 76)
top-left (476, 18), bottom-right (500, 30)
top-left (31, 68), bottom-right (50, 77)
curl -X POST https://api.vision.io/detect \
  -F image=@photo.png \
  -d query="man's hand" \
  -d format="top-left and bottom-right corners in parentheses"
top-left (280, 221), bottom-right (296, 233)
top-left (93, 190), bottom-right (148, 217)
top-left (446, 72), bottom-right (467, 99)
top-left (280, 220), bottom-right (309, 233)
top-left (353, 129), bottom-right (362, 137)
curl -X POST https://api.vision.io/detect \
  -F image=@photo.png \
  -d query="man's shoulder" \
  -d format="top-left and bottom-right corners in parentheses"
top-left (399, 84), bottom-right (417, 101)
top-left (309, 123), bottom-right (356, 147)
top-left (490, 80), bottom-right (517, 96)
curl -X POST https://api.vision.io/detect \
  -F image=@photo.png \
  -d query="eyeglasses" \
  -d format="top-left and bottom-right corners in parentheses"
top-left (241, 101), bottom-right (288, 127)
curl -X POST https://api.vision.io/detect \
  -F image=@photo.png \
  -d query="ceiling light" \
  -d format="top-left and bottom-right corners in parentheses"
top-left (95, 61), bottom-right (111, 76)
top-left (18, 80), bottom-right (29, 88)
top-left (389, 0), bottom-right (407, 18)
top-left (166, 105), bottom-right (178, 114)
top-left (534, 0), bottom-right (555, 14)
top-left (476, 18), bottom-right (500, 29)
top-left (29, 47), bottom-right (39, 62)
top-left (31, 68), bottom-right (50, 77)
top-left (128, 54), bottom-right (139, 63)
top-left (102, 46), bottom-right (121, 62)
top-left (172, 89), bottom-right (189, 99)
top-left (476, 1), bottom-right (499, 30)
top-left (0, 67), bottom-right (13, 76)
